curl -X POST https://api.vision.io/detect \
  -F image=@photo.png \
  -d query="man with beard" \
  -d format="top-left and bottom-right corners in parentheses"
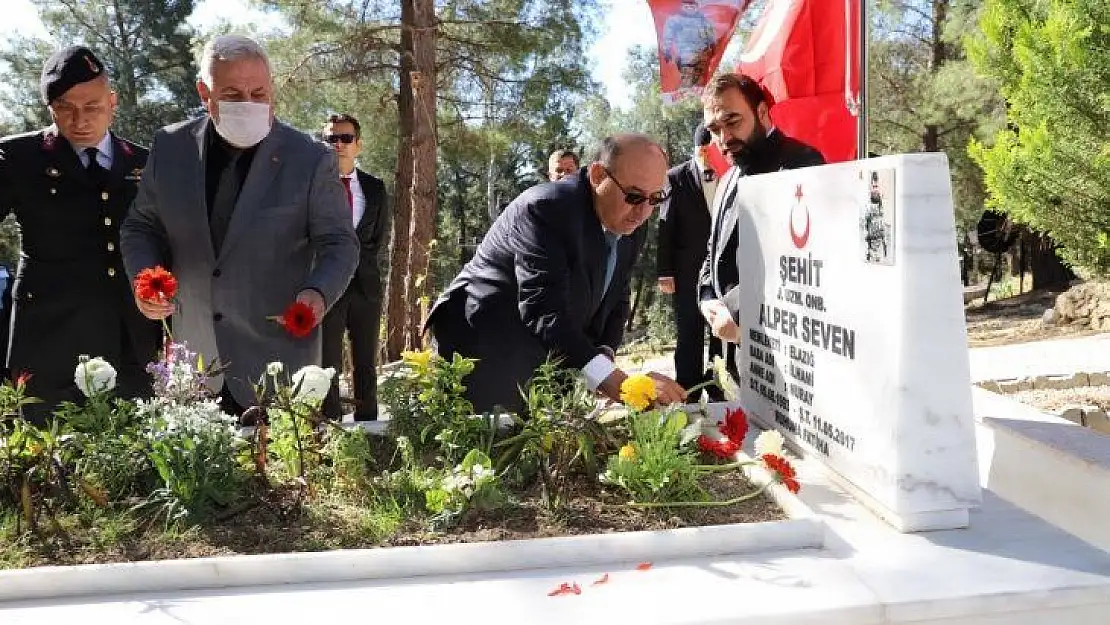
top-left (698, 73), bottom-right (825, 345)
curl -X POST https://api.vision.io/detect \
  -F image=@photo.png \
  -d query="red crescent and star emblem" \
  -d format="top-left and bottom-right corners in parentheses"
top-left (789, 184), bottom-right (810, 249)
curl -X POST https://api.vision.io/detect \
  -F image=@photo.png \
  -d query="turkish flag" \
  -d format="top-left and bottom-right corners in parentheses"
top-left (737, 0), bottom-right (861, 163)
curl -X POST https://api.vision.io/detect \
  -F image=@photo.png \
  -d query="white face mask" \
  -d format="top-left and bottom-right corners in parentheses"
top-left (213, 101), bottom-right (272, 148)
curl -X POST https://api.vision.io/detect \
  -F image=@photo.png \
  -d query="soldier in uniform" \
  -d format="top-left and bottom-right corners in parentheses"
top-left (661, 0), bottom-right (719, 89)
top-left (0, 46), bottom-right (161, 422)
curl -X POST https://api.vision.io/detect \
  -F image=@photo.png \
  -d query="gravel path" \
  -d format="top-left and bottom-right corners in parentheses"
top-left (1005, 386), bottom-right (1110, 412)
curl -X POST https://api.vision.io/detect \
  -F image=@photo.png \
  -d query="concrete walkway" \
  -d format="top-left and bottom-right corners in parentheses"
top-left (967, 333), bottom-right (1110, 382)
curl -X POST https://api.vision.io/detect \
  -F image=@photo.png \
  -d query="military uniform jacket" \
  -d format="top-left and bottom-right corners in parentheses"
top-left (0, 126), bottom-right (160, 403)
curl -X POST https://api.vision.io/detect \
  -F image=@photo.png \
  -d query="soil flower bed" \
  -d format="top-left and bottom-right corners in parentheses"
top-left (1, 344), bottom-right (794, 570)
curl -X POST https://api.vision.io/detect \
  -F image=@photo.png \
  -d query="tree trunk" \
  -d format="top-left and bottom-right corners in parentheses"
top-left (384, 0), bottom-right (416, 362)
top-left (403, 0), bottom-right (438, 350)
top-left (1027, 233), bottom-right (1077, 290)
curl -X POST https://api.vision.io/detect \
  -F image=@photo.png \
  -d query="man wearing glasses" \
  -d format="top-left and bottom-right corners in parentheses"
top-left (319, 114), bottom-right (391, 422)
top-left (0, 46), bottom-right (160, 422)
top-left (426, 133), bottom-right (687, 414)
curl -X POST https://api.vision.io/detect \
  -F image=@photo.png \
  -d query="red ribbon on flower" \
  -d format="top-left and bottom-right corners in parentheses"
top-left (280, 301), bottom-right (316, 339)
top-left (134, 266), bottom-right (178, 302)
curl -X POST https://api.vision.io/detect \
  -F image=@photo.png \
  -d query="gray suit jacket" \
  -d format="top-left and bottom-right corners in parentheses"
top-left (121, 117), bottom-right (359, 406)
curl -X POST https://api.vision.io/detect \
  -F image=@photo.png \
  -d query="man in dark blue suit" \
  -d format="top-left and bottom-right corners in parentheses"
top-left (426, 134), bottom-right (687, 414)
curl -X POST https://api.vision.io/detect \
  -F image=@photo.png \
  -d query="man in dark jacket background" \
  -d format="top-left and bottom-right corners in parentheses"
top-left (657, 123), bottom-right (723, 400)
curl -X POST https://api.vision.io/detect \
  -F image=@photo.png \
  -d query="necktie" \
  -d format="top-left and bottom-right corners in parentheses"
top-left (602, 232), bottom-right (620, 295)
top-left (341, 176), bottom-right (354, 211)
top-left (85, 147), bottom-right (107, 184)
top-left (209, 150), bottom-right (243, 253)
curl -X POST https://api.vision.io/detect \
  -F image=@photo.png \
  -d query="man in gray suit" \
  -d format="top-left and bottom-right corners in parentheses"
top-left (121, 34), bottom-right (359, 416)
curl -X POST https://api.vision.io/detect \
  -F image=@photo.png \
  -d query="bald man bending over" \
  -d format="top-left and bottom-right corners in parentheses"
top-left (426, 134), bottom-right (686, 414)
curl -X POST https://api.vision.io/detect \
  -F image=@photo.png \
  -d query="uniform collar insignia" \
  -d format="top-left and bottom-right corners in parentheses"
top-left (42, 128), bottom-right (58, 151)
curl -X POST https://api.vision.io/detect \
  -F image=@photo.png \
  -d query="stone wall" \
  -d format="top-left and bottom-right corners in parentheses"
top-left (978, 371), bottom-right (1110, 434)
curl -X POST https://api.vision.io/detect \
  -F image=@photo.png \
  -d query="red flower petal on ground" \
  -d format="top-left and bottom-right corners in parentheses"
top-left (547, 582), bottom-right (581, 597)
top-left (719, 406), bottom-right (748, 445)
top-left (592, 573), bottom-right (609, 586)
top-left (281, 301), bottom-right (316, 338)
top-left (134, 266), bottom-right (178, 301)
top-left (636, 562), bottom-right (653, 571)
top-left (783, 477), bottom-right (801, 494)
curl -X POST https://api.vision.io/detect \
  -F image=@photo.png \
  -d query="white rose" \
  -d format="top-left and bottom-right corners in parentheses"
top-left (74, 356), bottom-right (117, 397)
top-left (266, 361), bottom-right (284, 377)
top-left (292, 365), bottom-right (335, 404)
top-left (754, 429), bottom-right (785, 457)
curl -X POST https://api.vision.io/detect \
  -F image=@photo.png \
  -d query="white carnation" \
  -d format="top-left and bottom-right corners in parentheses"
top-left (754, 429), bottom-right (785, 457)
top-left (74, 356), bottom-right (117, 397)
top-left (266, 361), bottom-right (284, 377)
top-left (292, 365), bottom-right (335, 404)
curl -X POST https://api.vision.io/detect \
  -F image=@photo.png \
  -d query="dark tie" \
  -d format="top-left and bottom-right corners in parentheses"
top-left (209, 151), bottom-right (243, 254)
top-left (602, 232), bottom-right (620, 295)
top-left (341, 176), bottom-right (354, 211)
top-left (85, 147), bottom-right (107, 183)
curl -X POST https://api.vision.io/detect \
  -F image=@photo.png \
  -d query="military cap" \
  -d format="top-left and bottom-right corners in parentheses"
top-left (40, 45), bottom-right (105, 104)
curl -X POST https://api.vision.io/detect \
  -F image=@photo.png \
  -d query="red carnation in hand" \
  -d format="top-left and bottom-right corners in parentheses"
top-left (719, 406), bottom-right (748, 445)
top-left (281, 301), bottom-right (316, 338)
top-left (134, 266), bottom-right (178, 302)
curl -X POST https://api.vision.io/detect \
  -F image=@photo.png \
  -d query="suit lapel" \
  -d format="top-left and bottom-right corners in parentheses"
top-left (710, 168), bottom-right (741, 294)
top-left (191, 119), bottom-right (218, 267)
top-left (217, 125), bottom-right (284, 263)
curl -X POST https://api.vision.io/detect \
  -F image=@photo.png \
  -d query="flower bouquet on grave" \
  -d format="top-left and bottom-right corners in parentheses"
top-left (600, 374), bottom-right (800, 509)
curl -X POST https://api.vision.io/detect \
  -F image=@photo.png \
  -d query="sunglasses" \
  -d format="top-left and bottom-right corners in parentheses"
top-left (603, 167), bottom-right (670, 206)
top-left (323, 133), bottom-right (357, 144)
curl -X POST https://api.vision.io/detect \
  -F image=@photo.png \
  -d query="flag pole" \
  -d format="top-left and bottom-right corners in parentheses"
top-left (857, 0), bottom-right (869, 159)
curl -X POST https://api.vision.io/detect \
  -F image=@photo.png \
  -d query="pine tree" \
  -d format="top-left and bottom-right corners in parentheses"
top-left (968, 0), bottom-right (1110, 272)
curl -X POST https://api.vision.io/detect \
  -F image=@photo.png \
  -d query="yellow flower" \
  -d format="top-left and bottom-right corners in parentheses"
top-left (402, 349), bottom-right (434, 370)
top-left (618, 443), bottom-right (638, 462)
top-left (620, 374), bottom-right (657, 411)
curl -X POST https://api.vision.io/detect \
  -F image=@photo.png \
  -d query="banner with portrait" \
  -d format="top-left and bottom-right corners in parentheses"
top-left (648, 0), bottom-right (750, 103)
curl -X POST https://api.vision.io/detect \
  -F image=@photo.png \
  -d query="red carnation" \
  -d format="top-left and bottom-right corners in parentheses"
top-left (135, 266), bottom-right (178, 302)
top-left (698, 435), bottom-right (740, 460)
top-left (281, 301), bottom-right (316, 338)
top-left (718, 406), bottom-right (748, 445)
top-left (761, 453), bottom-right (800, 493)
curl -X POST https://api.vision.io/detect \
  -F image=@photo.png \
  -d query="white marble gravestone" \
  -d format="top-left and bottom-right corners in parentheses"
top-left (731, 153), bottom-right (981, 531)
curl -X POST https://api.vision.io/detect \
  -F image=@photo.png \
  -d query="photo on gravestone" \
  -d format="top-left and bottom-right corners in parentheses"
top-left (859, 169), bottom-right (896, 265)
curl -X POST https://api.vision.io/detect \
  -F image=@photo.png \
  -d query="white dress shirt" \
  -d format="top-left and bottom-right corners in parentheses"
top-left (74, 133), bottom-right (113, 170)
top-left (342, 171), bottom-right (366, 227)
top-left (695, 158), bottom-right (720, 218)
